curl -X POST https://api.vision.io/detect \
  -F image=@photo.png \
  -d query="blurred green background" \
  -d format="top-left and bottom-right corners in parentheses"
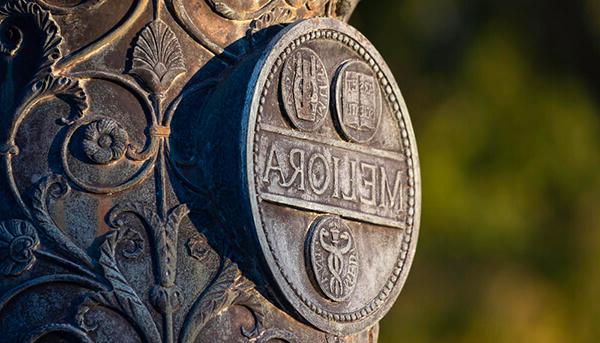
top-left (350, 1), bottom-right (600, 342)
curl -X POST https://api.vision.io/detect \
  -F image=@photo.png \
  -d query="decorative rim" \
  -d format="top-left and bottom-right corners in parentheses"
top-left (244, 18), bottom-right (421, 334)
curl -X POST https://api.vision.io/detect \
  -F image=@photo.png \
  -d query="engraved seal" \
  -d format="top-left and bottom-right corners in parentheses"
top-left (199, 17), bottom-right (421, 335)
top-left (245, 19), bottom-right (421, 335)
top-left (308, 215), bottom-right (359, 302)
top-left (334, 60), bottom-right (383, 143)
top-left (281, 47), bottom-right (329, 132)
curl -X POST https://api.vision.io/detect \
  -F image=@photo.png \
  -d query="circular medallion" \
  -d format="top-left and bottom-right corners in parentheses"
top-left (333, 60), bottom-right (383, 143)
top-left (280, 47), bottom-right (329, 131)
top-left (308, 215), bottom-right (359, 302)
top-left (244, 18), bottom-right (421, 335)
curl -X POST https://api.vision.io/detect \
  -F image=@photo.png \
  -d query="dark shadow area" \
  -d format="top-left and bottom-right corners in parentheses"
top-left (168, 26), bottom-right (300, 318)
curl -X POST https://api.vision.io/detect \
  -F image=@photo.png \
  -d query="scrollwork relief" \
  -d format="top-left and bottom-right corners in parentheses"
top-left (119, 227), bottom-right (145, 260)
top-left (166, 0), bottom-right (238, 63)
top-left (34, 0), bottom-right (108, 15)
top-left (21, 323), bottom-right (94, 343)
top-left (0, 1), bottom-right (89, 128)
top-left (54, 0), bottom-right (150, 71)
top-left (254, 328), bottom-right (301, 343)
top-left (0, 0), bottom-right (89, 218)
top-left (60, 71), bottom-right (156, 194)
top-left (207, 0), bottom-right (328, 21)
top-left (0, 0), bottom-right (369, 341)
top-left (0, 219), bottom-right (39, 276)
top-left (31, 174), bottom-right (95, 269)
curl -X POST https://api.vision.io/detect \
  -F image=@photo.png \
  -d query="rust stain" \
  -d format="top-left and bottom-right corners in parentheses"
top-left (96, 195), bottom-right (113, 236)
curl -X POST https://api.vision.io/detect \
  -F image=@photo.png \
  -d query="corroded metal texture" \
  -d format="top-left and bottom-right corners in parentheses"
top-left (0, 1), bottom-right (419, 342)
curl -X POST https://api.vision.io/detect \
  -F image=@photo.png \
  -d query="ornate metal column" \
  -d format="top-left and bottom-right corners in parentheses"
top-left (0, 1), bottom-right (420, 342)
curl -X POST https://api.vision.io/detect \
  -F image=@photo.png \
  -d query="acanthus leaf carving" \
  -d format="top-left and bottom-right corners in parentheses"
top-left (31, 74), bottom-right (89, 124)
top-left (0, 24), bottom-right (22, 56)
top-left (108, 202), bottom-right (190, 293)
top-left (130, 19), bottom-right (186, 95)
top-left (179, 258), bottom-right (262, 343)
top-left (107, 202), bottom-right (190, 343)
top-left (0, 0), bottom-right (89, 139)
top-left (31, 174), bottom-right (95, 269)
top-left (0, 0), bottom-right (62, 83)
top-left (157, 204), bottom-right (189, 286)
top-left (0, 1), bottom-right (375, 341)
top-left (77, 228), bottom-right (161, 343)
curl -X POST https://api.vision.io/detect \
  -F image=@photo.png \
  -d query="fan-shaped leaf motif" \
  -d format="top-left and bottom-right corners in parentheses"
top-left (131, 19), bottom-right (186, 94)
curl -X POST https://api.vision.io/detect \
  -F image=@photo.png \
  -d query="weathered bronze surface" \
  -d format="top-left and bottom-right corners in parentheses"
top-left (0, 1), bottom-right (419, 342)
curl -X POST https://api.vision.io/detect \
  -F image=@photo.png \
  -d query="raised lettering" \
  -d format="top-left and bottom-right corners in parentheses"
top-left (380, 167), bottom-right (403, 211)
top-left (263, 144), bottom-right (286, 185)
top-left (308, 153), bottom-right (331, 195)
top-left (257, 128), bottom-right (407, 227)
top-left (359, 162), bottom-right (377, 206)
top-left (341, 160), bottom-right (358, 202)
top-left (332, 156), bottom-right (342, 199)
top-left (281, 148), bottom-right (306, 190)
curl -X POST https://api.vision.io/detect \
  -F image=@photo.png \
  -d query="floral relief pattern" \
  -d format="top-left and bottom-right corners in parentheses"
top-left (0, 220), bottom-right (39, 276)
top-left (0, 0), bottom-right (364, 341)
top-left (130, 19), bottom-right (186, 94)
top-left (82, 118), bottom-right (129, 165)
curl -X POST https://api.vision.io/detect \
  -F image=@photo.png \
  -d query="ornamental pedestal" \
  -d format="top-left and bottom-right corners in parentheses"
top-left (0, 1), bottom-right (420, 342)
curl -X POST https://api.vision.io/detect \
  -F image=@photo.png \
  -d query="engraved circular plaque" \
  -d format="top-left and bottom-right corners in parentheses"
top-left (281, 47), bottom-right (330, 132)
top-left (308, 215), bottom-right (359, 303)
top-left (333, 60), bottom-right (383, 143)
top-left (244, 18), bottom-right (421, 334)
